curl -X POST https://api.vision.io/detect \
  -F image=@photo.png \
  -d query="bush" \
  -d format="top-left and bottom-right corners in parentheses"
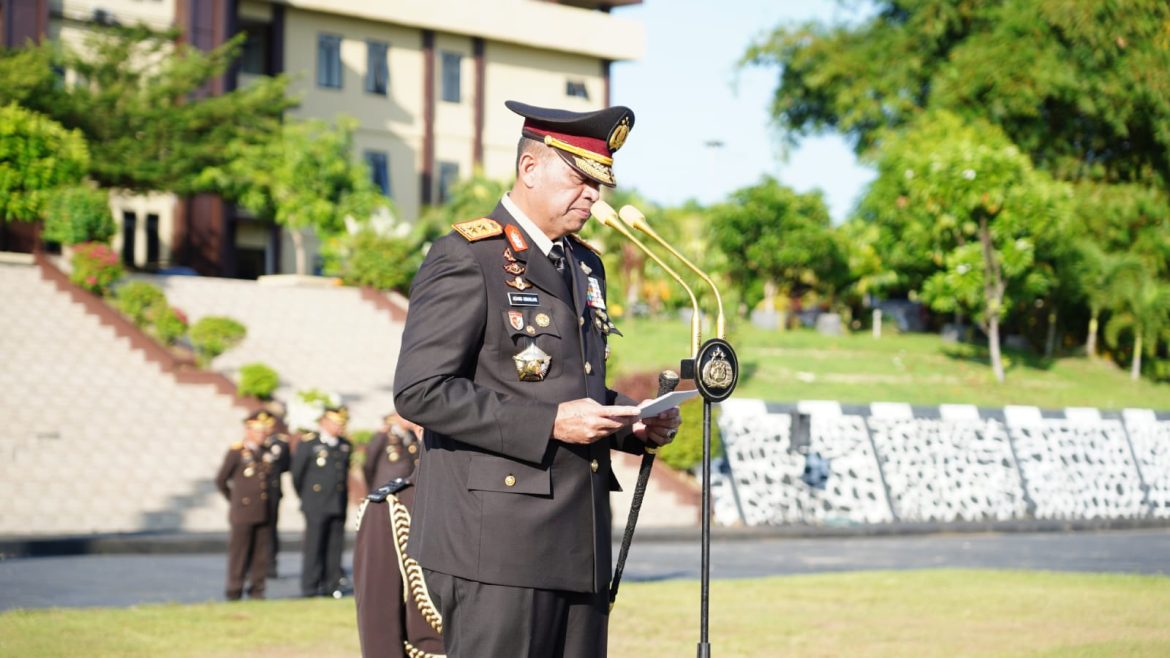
top-left (153, 305), bottom-right (188, 346)
top-left (42, 186), bottom-right (114, 246)
top-left (69, 242), bottom-right (123, 296)
top-left (112, 281), bottom-right (166, 328)
top-left (328, 229), bottom-right (420, 293)
top-left (190, 316), bottom-right (246, 366)
top-left (0, 104), bottom-right (89, 222)
top-left (238, 362), bottom-right (279, 400)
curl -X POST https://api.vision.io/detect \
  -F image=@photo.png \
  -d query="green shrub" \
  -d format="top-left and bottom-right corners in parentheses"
top-left (237, 362), bottom-right (279, 400)
top-left (0, 104), bottom-right (89, 222)
top-left (112, 281), bottom-right (166, 328)
top-left (656, 401), bottom-right (721, 472)
top-left (190, 316), bottom-right (247, 366)
top-left (42, 186), bottom-right (114, 245)
top-left (69, 241), bottom-right (123, 296)
top-left (152, 305), bottom-right (188, 345)
top-left (327, 229), bottom-right (420, 293)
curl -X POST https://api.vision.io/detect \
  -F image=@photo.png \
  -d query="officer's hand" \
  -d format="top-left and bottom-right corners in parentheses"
top-left (554, 399), bottom-right (640, 445)
top-left (633, 406), bottom-right (682, 447)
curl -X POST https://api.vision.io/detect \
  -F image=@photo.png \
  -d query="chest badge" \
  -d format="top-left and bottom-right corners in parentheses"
top-left (506, 276), bottom-right (533, 291)
top-left (586, 276), bottom-right (606, 309)
top-left (508, 311), bottom-right (524, 331)
top-left (513, 343), bottom-right (551, 382)
top-left (535, 313), bottom-right (551, 327)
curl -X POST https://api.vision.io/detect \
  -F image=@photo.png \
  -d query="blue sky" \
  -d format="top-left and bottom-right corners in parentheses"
top-left (610, 0), bottom-right (876, 223)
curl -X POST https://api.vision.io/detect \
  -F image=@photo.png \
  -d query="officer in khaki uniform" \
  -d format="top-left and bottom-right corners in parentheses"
top-left (292, 405), bottom-right (352, 598)
top-left (394, 101), bottom-right (681, 657)
top-left (353, 477), bottom-right (445, 658)
top-left (215, 410), bottom-right (281, 600)
top-left (363, 413), bottom-right (423, 490)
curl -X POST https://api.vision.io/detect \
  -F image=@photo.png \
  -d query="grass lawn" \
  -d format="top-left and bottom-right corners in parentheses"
top-left (2, 570), bottom-right (1167, 657)
top-left (609, 317), bottom-right (1170, 410)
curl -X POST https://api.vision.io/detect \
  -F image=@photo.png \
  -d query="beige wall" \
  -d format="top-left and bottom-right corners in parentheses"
top-left (53, 0), bottom-right (176, 30)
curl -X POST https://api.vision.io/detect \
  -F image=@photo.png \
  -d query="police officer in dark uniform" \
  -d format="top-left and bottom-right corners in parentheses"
top-left (291, 405), bottom-right (352, 598)
top-left (215, 410), bottom-right (281, 600)
top-left (363, 413), bottom-right (422, 490)
top-left (353, 477), bottom-right (445, 658)
top-left (393, 101), bottom-right (681, 657)
top-left (262, 428), bottom-right (291, 578)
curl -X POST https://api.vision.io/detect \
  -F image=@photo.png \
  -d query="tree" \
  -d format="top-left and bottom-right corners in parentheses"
top-left (868, 111), bottom-right (1068, 382)
top-left (706, 177), bottom-right (845, 314)
top-left (0, 24), bottom-right (293, 194)
top-left (41, 185), bottom-right (115, 245)
top-left (198, 118), bottom-right (388, 274)
top-left (745, 1), bottom-right (1170, 190)
top-left (1105, 265), bottom-right (1170, 381)
top-left (0, 104), bottom-right (89, 222)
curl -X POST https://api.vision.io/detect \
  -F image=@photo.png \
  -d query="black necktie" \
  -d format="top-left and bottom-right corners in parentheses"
top-left (549, 242), bottom-right (574, 293)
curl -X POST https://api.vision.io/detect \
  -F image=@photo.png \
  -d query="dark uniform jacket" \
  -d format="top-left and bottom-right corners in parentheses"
top-left (363, 428), bottom-right (421, 489)
top-left (215, 442), bottom-right (276, 526)
top-left (354, 479), bottom-right (445, 658)
top-left (394, 202), bottom-right (643, 594)
top-left (291, 432), bottom-right (352, 517)
top-left (262, 434), bottom-right (291, 503)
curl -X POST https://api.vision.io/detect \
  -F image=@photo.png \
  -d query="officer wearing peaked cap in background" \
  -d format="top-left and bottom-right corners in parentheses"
top-left (292, 405), bottom-right (353, 598)
top-left (393, 100), bottom-right (682, 657)
top-left (215, 409), bottom-right (281, 600)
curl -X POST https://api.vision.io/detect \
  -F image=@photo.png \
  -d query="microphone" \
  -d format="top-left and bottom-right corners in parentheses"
top-left (590, 200), bottom-right (702, 357)
top-left (618, 205), bottom-right (727, 340)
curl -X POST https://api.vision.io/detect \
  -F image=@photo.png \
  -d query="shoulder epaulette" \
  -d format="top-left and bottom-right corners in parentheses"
top-left (452, 218), bottom-right (503, 242)
top-left (230, 441), bottom-right (243, 450)
top-left (367, 477), bottom-right (413, 503)
top-left (569, 233), bottom-right (602, 256)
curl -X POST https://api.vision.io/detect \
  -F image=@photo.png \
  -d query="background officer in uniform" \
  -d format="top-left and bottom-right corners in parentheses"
top-left (291, 405), bottom-right (352, 598)
top-left (215, 410), bottom-right (280, 600)
top-left (363, 413), bottom-right (422, 491)
top-left (394, 100), bottom-right (681, 657)
top-left (353, 477), bottom-right (445, 658)
top-left (262, 426), bottom-right (290, 578)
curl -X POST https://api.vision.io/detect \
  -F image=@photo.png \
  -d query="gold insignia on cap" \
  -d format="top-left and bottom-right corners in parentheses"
top-left (453, 218), bottom-right (503, 242)
top-left (608, 115), bottom-right (631, 152)
top-left (535, 313), bottom-right (550, 327)
top-left (571, 155), bottom-right (615, 186)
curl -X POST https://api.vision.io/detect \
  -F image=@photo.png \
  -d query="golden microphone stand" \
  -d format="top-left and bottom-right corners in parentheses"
top-left (617, 203), bottom-right (740, 658)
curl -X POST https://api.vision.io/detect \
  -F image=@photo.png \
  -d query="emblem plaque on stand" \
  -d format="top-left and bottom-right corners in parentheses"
top-left (694, 338), bottom-right (738, 402)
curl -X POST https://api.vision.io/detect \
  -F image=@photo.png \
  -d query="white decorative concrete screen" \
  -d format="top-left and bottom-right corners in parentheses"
top-left (713, 401), bottom-right (1170, 526)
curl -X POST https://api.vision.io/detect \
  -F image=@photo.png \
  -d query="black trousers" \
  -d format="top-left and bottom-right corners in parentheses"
top-left (301, 513), bottom-right (345, 596)
top-left (226, 521), bottom-right (271, 599)
top-left (423, 569), bottom-right (608, 658)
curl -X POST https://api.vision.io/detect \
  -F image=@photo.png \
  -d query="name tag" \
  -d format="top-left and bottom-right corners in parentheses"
top-left (508, 292), bottom-right (540, 306)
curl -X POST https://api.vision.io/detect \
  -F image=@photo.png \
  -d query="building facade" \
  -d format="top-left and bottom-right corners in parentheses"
top-left (1, 0), bottom-right (643, 277)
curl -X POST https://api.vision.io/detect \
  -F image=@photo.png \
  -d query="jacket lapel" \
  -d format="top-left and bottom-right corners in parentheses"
top-left (489, 203), bottom-right (571, 301)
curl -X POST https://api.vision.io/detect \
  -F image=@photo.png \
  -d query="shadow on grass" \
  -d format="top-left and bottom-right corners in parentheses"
top-left (940, 342), bottom-right (1056, 372)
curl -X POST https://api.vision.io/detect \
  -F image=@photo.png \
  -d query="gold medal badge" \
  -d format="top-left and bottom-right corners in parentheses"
top-left (513, 343), bottom-right (551, 382)
top-left (506, 276), bottom-right (533, 291)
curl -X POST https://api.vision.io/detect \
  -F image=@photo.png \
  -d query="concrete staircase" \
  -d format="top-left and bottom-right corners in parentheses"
top-left (0, 259), bottom-right (245, 535)
top-left (132, 274), bottom-right (404, 430)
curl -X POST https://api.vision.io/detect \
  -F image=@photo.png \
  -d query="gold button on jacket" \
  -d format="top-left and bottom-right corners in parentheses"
top-left (504, 474), bottom-right (517, 487)
top-left (590, 459), bottom-right (599, 473)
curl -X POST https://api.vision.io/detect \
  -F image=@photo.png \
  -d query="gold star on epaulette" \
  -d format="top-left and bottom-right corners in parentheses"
top-left (453, 218), bottom-right (503, 242)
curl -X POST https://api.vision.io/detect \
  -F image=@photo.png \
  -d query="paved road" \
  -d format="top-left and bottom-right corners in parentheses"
top-left (1, 529), bottom-right (1167, 611)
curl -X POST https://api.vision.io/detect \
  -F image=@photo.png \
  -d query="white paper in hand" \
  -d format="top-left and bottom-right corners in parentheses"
top-left (637, 389), bottom-right (699, 419)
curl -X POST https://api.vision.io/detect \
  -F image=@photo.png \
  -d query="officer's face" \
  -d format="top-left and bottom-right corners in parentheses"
top-left (534, 154), bottom-right (601, 237)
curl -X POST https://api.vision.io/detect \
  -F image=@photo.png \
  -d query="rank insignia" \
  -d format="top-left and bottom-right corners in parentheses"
top-left (453, 218), bottom-right (502, 242)
top-left (513, 343), bottom-right (551, 382)
top-left (506, 276), bottom-right (533, 291)
top-left (504, 261), bottom-right (526, 276)
top-left (535, 313), bottom-right (551, 327)
top-left (503, 248), bottom-right (518, 262)
top-left (505, 225), bottom-right (529, 252)
top-left (508, 311), bottom-right (524, 331)
top-left (586, 276), bottom-right (606, 309)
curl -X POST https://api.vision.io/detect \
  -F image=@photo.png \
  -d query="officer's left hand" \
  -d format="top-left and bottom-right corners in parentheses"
top-left (633, 406), bottom-right (682, 447)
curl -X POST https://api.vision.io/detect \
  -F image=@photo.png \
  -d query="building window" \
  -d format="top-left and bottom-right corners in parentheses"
top-left (365, 40), bottom-right (389, 95)
top-left (440, 51), bottom-right (461, 103)
top-left (437, 161), bottom-right (459, 203)
top-left (145, 214), bottom-right (160, 266)
top-left (317, 34), bottom-right (343, 89)
top-left (121, 211), bottom-right (137, 266)
top-left (566, 80), bottom-right (589, 100)
top-left (365, 151), bottom-right (391, 197)
top-left (240, 20), bottom-right (272, 76)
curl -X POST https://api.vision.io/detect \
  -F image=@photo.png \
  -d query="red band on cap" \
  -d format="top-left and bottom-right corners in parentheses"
top-left (524, 122), bottom-right (612, 161)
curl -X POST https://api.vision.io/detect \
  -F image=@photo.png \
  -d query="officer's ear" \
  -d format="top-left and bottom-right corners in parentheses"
top-left (517, 150), bottom-right (544, 190)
